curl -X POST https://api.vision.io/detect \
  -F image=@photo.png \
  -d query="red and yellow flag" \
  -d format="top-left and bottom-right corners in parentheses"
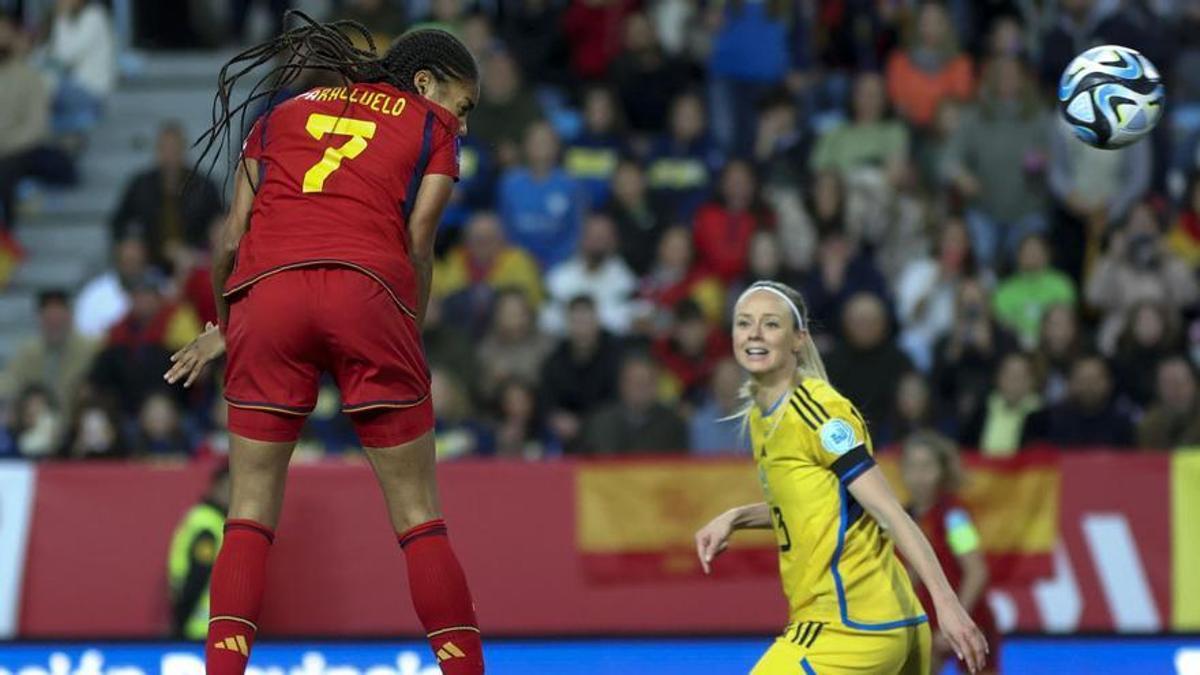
top-left (576, 455), bottom-right (1060, 585)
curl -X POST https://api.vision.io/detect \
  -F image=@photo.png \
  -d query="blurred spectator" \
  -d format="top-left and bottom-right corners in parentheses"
top-left (754, 92), bottom-right (814, 267)
top-left (564, 86), bottom-right (625, 206)
top-left (492, 377), bottom-right (554, 459)
top-left (431, 368), bottom-right (493, 460)
top-left (176, 216), bottom-right (221, 328)
top-left (58, 395), bottom-right (126, 459)
top-left (74, 237), bottom-right (148, 339)
top-left (230, 0), bottom-right (290, 44)
top-left (4, 384), bottom-right (62, 459)
top-left (579, 352), bottom-right (686, 455)
top-left (1138, 356), bottom-right (1200, 449)
top-left (637, 225), bottom-right (725, 329)
top-left (652, 298), bottom-right (731, 403)
top-left (1048, 117), bottom-right (1151, 285)
top-left (88, 270), bottom-right (199, 416)
top-left (824, 292), bottom-right (913, 426)
top-left (541, 212), bottom-right (636, 335)
top-left (885, 1), bottom-right (974, 130)
top-left (0, 13), bottom-right (75, 234)
top-left (434, 210), bottom-right (543, 310)
top-left (412, 0), bottom-right (468, 32)
top-left (896, 218), bottom-right (976, 371)
top-left (689, 357), bottom-right (747, 455)
top-left (132, 391), bottom-right (191, 456)
top-left (1028, 355), bottom-right (1134, 449)
top-left (915, 98), bottom-right (961, 195)
top-left (563, 0), bottom-right (637, 81)
top-left (0, 289), bottom-right (96, 412)
top-left (41, 0), bottom-right (116, 136)
top-left (477, 289), bottom-right (553, 402)
top-left (423, 294), bottom-right (477, 387)
top-left (800, 228), bottom-right (890, 338)
top-left (441, 134), bottom-right (497, 235)
top-left (704, 0), bottom-right (791, 153)
top-left (334, 0), bottom-right (407, 47)
top-left (811, 72), bottom-right (909, 183)
top-left (813, 0), bottom-right (898, 72)
top-left (992, 234), bottom-right (1077, 349)
top-left (727, 230), bottom-right (801, 315)
top-left (693, 159), bottom-right (773, 283)
top-left (167, 464), bottom-right (230, 640)
top-left (540, 295), bottom-right (623, 450)
top-left (498, 120), bottom-right (586, 269)
top-left (1112, 302), bottom-right (1183, 410)
top-left (959, 351), bottom-right (1042, 456)
top-left (340, 0), bottom-right (410, 44)
top-left (932, 278), bottom-right (1019, 431)
top-left (498, 0), bottom-right (569, 87)
top-left (605, 158), bottom-right (669, 276)
top-left (791, 170), bottom-right (847, 269)
top-left (336, 0), bottom-right (405, 48)
top-left (1086, 202), bottom-right (1199, 354)
top-left (876, 370), bottom-right (945, 446)
top-left (110, 121), bottom-right (223, 272)
top-left (1033, 303), bottom-right (1090, 406)
top-left (944, 56), bottom-right (1051, 269)
top-left (646, 91), bottom-right (723, 221)
top-left (1038, 0), bottom-right (1162, 93)
top-left (609, 10), bottom-right (692, 134)
top-left (1168, 174), bottom-right (1200, 269)
top-left (470, 49), bottom-right (543, 167)
top-left (459, 13), bottom-right (498, 65)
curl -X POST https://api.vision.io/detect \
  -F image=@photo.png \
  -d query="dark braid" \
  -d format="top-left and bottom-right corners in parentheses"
top-left (194, 10), bottom-right (478, 186)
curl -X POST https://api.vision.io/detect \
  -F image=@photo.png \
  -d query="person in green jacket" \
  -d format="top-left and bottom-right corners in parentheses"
top-left (168, 464), bottom-right (230, 640)
top-left (992, 234), bottom-right (1076, 349)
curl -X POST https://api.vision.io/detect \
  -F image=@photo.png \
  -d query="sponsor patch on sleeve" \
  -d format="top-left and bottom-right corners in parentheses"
top-left (819, 418), bottom-right (858, 455)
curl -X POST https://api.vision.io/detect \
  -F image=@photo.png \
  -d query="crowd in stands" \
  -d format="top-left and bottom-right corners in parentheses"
top-left (2, 0), bottom-right (1200, 461)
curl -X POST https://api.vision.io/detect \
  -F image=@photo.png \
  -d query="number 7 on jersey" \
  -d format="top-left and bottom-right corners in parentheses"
top-left (302, 113), bottom-right (377, 193)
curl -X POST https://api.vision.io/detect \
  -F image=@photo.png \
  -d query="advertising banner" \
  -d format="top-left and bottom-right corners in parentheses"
top-left (10, 452), bottom-right (1186, 636)
top-left (1, 639), bottom-right (1198, 675)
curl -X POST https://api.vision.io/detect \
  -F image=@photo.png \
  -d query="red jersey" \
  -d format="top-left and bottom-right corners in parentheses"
top-left (224, 82), bottom-right (461, 318)
top-left (912, 495), bottom-right (997, 636)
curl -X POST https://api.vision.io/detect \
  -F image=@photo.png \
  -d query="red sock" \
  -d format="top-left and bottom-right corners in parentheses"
top-left (206, 519), bottom-right (273, 675)
top-left (399, 519), bottom-right (484, 674)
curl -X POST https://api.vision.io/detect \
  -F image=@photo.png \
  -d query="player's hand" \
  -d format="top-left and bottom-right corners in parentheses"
top-left (165, 322), bottom-right (225, 388)
top-left (934, 596), bottom-right (988, 674)
top-left (694, 511), bottom-right (736, 575)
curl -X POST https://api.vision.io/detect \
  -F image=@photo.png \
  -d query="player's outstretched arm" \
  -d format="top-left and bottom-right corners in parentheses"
top-left (847, 467), bottom-right (988, 674)
top-left (694, 502), bottom-right (770, 574)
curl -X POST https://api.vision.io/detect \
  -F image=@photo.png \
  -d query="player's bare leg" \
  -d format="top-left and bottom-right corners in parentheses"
top-left (206, 435), bottom-right (295, 675)
top-left (365, 431), bottom-right (483, 675)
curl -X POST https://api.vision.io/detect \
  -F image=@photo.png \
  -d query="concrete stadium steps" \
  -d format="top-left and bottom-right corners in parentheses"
top-left (0, 50), bottom-right (238, 367)
top-left (17, 220), bottom-right (110, 266)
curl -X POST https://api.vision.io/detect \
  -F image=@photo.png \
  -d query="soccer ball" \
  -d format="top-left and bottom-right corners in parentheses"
top-left (1058, 45), bottom-right (1164, 149)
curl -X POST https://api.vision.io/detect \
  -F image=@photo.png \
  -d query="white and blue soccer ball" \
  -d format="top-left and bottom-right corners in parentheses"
top-left (1058, 44), bottom-right (1164, 149)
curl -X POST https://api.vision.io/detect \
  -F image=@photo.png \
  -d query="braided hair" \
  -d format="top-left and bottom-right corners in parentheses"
top-left (195, 10), bottom-right (478, 183)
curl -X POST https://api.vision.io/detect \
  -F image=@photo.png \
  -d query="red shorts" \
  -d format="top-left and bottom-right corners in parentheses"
top-left (223, 266), bottom-right (432, 447)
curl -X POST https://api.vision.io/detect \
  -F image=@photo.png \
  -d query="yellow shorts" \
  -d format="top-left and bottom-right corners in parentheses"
top-left (750, 620), bottom-right (931, 675)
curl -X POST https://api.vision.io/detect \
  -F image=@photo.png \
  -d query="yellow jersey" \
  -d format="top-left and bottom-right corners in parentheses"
top-left (748, 377), bottom-right (926, 630)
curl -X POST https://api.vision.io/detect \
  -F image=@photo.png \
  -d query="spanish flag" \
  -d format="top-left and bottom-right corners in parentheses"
top-left (576, 455), bottom-right (1060, 585)
top-left (880, 453), bottom-right (1060, 585)
top-left (577, 459), bottom-right (776, 583)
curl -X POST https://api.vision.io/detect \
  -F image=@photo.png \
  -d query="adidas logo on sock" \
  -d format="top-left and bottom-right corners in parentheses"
top-left (435, 641), bottom-right (467, 662)
top-left (213, 635), bottom-right (250, 656)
